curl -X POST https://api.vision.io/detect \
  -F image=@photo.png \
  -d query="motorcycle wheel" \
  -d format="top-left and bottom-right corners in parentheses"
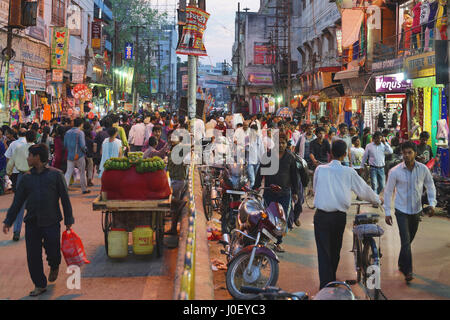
top-left (202, 185), bottom-right (213, 221)
top-left (226, 252), bottom-right (279, 300)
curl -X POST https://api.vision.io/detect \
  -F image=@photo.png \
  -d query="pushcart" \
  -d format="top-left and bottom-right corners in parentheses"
top-left (92, 195), bottom-right (171, 258)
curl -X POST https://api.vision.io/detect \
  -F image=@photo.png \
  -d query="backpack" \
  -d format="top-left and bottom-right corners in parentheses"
top-left (290, 151), bottom-right (309, 188)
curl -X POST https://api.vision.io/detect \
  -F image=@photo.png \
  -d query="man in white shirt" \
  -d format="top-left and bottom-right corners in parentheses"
top-left (361, 131), bottom-right (393, 195)
top-left (5, 129), bottom-right (28, 191)
top-left (128, 117), bottom-right (146, 152)
top-left (313, 139), bottom-right (381, 289)
top-left (233, 121), bottom-right (250, 163)
top-left (144, 116), bottom-right (158, 143)
top-left (205, 116), bottom-right (217, 139)
top-left (247, 124), bottom-right (264, 188)
top-left (383, 141), bottom-right (436, 283)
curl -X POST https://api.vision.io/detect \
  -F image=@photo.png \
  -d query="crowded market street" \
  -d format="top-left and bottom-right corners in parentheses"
top-left (1, 178), bottom-right (449, 300)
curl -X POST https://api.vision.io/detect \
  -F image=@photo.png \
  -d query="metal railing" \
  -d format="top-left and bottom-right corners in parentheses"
top-left (178, 155), bottom-right (196, 300)
top-left (373, 16), bottom-right (446, 63)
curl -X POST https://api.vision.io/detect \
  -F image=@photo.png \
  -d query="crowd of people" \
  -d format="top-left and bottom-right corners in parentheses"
top-left (0, 108), bottom-right (440, 295)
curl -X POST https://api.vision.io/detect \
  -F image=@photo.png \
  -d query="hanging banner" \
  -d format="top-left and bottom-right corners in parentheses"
top-left (72, 73), bottom-right (84, 84)
top-left (23, 66), bottom-right (46, 91)
top-left (51, 27), bottom-right (69, 69)
top-left (125, 42), bottom-right (133, 60)
top-left (176, 6), bottom-right (210, 56)
top-left (276, 107), bottom-right (294, 118)
top-left (151, 79), bottom-right (159, 94)
top-left (67, 4), bottom-right (82, 36)
top-left (52, 69), bottom-right (63, 82)
top-left (92, 21), bottom-right (102, 50)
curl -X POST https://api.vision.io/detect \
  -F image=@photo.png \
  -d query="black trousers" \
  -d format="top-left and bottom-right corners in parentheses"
top-left (314, 209), bottom-right (347, 289)
top-left (25, 222), bottom-right (61, 288)
top-left (395, 209), bottom-right (421, 275)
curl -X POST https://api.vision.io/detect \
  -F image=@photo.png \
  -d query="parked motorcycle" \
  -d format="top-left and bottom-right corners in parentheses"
top-left (224, 185), bottom-right (287, 300)
top-left (219, 163), bottom-right (249, 245)
top-left (433, 174), bottom-right (450, 217)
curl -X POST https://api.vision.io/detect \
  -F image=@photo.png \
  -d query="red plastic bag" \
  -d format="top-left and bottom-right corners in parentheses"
top-left (61, 229), bottom-right (90, 266)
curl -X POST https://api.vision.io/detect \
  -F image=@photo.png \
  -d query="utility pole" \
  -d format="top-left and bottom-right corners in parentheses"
top-left (113, 20), bottom-right (119, 111)
top-left (131, 25), bottom-right (144, 112)
top-left (157, 42), bottom-right (162, 104)
top-left (145, 38), bottom-right (153, 106)
top-left (287, 0), bottom-right (292, 105)
top-left (188, 0), bottom-right (198, 122)
top-left (236, 2), bottom-right (240, 113)
top-left (2, 27), bottom-right (13, 118)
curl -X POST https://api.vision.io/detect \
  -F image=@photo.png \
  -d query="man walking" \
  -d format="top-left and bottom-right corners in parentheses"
top-left (254, 133), bottom-right (299, 253)
top-left (383, 141), bottom-right (436, 283)
top-left (128, 116), bottom-right (146, 152)
top-left (3, 144), bottom-right (74, 296)
top-left (332, 123), bottom-right (352, 166)
top-left (362, 131), bottom-right (393, 196)
top-left (309, 127), bottom-right (331, 168)
top-left (313, 140), bottom-right (381, 289)
top-left (64, 118), bottom-right (90, 194)
top-left (5, 130), bottom-right (36, 241)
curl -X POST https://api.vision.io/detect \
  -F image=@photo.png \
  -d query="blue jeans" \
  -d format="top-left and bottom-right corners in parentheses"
top-left (247, 164), bottom-right (259, 188)
top-left (395, 209), bottom-right (420, 275)
top-left (370, 167), bottom-right (385, 195)
top-left (264, 191), bottom-right (291, 245)
top-left (13, 173), bottom-right (26, 234)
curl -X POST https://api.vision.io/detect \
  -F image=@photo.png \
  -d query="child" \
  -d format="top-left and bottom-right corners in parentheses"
top-left (351, 136), bottom-right (365, 177)
top-left (416, 131), bottom-right (433, 164)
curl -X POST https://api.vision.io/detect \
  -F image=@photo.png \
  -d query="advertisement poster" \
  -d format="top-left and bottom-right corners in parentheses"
top-left (248, 72), bottom-right (273, 85)
top-left (52, 69), bottom-right (63, 82)
top-left (151, 79), bottom-right (159, 94)
top-left (92, 21), bottom-right (102, 49)
top-left (176, 6), bottom-right (210, 56)
top-left (254, 43), bottom-right (275, 65)
top-left (125, 42), bottom-right (133, 60)
top-left (51, 27), bottom-right (69, 69)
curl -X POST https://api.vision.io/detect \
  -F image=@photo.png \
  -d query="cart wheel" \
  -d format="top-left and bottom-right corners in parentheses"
top-left (103, 212), bottom-right (112, 256)
top-left (156, 213), bottom-right (164, 257)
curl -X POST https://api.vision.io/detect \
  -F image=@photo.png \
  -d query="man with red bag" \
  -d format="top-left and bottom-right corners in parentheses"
top-left (2, 144), bottom-right (74, 297)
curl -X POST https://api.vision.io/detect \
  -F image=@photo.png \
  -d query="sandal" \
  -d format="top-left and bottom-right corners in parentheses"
top-left (29, 287), bottom-right (47, 297)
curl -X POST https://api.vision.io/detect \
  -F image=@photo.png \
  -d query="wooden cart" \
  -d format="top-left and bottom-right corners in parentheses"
top-left (92, 195), bottom-right (171, 258)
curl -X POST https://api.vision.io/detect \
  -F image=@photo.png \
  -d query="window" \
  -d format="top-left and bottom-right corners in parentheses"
top-left (303, 0), bottom-right (306, 10)
top-left (52, 0), bottom-right (66, 26)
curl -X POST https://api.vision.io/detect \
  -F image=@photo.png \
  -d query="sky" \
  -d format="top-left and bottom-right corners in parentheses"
top-left (154, 0), bottom-right (261, 66)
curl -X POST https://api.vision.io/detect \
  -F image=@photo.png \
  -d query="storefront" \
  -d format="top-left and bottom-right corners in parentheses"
top-left (404, 51), bottom-right (449, 176)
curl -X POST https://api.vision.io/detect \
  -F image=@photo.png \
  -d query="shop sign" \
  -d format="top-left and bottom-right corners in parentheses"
top-left (276, 107), bottom-right (294, 118)
top-left (51, 27), bottom-right (69, 69)
top-left (151, 79), bottom-right (158, 94)
top-left (23, 66), bottom-right (46, 91)
top-left (0, 0), bottom-right (8, 25)
top-left (0, 32), bottom-right (50, 69)
top-left (176, 6), bottom-right (210, 56)
top-left (372, 58), bottom-right (404, 72)
top-left (92, 21), bottom-right (102, 49)
top-left (0, 60), bottom-right (22, 88)
top-left (52, 69), bottom-right (63, 82)
top-left (248, 72), bottom-right (273, 85)
top-left (375, 75), bottom-right (412, 93)
top-left (182, 74), bottom-right (188, 90)
top-left (125, 43), bottom-right (133, 60)
top-left (254, 43), bottom-right (275, 65)
top-left (404, 52), bottom-right (435, 79)
top-left (72, 73), bottom-right (84, 84)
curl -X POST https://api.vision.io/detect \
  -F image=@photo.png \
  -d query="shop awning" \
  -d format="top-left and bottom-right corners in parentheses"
top-left (334, 68), bottom-right (360, 80)
top-left (320, 84), bottom-right (345, 99)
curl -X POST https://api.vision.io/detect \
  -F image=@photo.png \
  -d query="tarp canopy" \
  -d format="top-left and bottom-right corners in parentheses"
top-left (342, 9), bottom-right (364, 48)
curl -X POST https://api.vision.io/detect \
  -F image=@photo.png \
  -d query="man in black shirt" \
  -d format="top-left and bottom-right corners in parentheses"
top-left (2, 144), bottom-right (74, 297)
top-left (254, 133), bottom-right (299, 252)
top-left (309, 127), bottom-right (331, 168)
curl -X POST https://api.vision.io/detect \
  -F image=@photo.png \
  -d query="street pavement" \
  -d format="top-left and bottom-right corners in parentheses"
top-left (0, 179), bottom-right (178, 300)
top-left (209, 201), bottom-right (450, 300)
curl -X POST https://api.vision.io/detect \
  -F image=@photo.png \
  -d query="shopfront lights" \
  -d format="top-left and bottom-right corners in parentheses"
top-left (394, 73), bottom-right (405, 82)
top-left (277, 96), bottom-right (283, 103)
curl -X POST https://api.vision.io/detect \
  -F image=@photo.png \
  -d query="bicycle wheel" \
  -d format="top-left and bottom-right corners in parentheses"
top-left (304, 182), bottom-right (315, 209)
top-left (202, 185), bottom-right (213, 220)
top-left (352, 234), bottom-right (363, 283)
top-left (361, 238), bottom-right (380, 300)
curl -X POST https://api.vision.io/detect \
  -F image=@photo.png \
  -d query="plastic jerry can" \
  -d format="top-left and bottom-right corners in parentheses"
top-left (132, 226), bottom-right (154, 255)
top-left (107, 228), bottom-right (128, 258)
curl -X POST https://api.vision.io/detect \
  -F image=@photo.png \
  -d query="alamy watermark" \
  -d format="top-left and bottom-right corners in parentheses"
top-left (66, 265), bottom-right (81, 290)
top-left (366, 265), bottom-right (381, 290)
top-left (170, 128), bottom-right (282, 175)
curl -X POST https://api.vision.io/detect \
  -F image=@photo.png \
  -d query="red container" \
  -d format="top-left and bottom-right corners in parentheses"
top-left (101, 166), bottom-right (171, 200)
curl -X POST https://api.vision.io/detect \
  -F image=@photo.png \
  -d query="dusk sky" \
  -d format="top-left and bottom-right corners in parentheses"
top-left (156, 0), bottom-right (261, 66)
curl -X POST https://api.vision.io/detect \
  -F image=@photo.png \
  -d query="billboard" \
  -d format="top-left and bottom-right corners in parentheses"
top-left (248, 72), bottom-right (273, 85)
top-left (176, 6), bottom-right (210, 56)
top-left (254, 43), bottom-right (275, 65)
top-left (51, 27), bottom-right (69, 69)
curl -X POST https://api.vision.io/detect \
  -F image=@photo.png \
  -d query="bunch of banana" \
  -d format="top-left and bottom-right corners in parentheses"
top-left (104, 157), bottom-right (131, 171)
top-left (135, 156), bottom-right (166, 173)
top-left (128, 152), bottom-right (144, 164)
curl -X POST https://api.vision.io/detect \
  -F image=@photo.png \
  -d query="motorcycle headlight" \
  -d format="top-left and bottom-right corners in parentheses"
top-left (273, 216), bottom-right (287, 237)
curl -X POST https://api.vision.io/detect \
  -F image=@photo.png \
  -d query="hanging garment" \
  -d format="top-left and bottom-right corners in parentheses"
top-left (436, 0), bottom-right (448, 40)
top-left (418, 88), bottom-right (424, 128)
top-left (376, 112), bottom-right (384, 129)
top-left (342, 9), bottom-right (365, 47)
top-left (436, 119), bottom-right (449, 140)
top-left (391, 112), bottom-right (398, 128)
top-left (442, 88), bottom-right (448, 120)
top-left (439, 148), bottom-right (449, 177)
top-left (412, 2), bottom-right (423, 34)
top-left (431, 87), bottom-right (440, 155)
top-left (428, 1), bottom-right (439, 29)
top-left (423, 87), bottom-right (432, 140)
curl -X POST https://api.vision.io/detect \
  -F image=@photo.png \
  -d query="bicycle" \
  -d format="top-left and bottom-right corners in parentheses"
top-left (303, 161), bottom-right (325, 210)
top-left (348, 200), bottom-right (387, 300)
